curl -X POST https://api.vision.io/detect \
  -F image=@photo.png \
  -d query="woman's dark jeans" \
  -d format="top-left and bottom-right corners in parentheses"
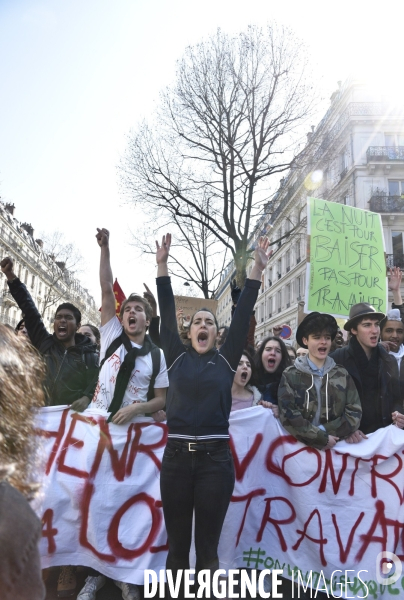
top-left (160, 440), bottom-right (235, 595)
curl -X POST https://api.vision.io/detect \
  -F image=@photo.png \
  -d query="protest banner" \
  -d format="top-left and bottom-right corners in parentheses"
top-left (305, 197), bottom-right (387, 318)
top-left (36, 406), bottom-right (404, 598)
top-left (174, 295), bottom-right (218, 317)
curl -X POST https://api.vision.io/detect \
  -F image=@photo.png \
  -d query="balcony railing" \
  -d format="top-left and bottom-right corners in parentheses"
top-left (369, 195), bottom-right (404, 213)
top-left (386, 255), bottom-right (404, 269)
top-left (367, 146), bottom-right (404, 161)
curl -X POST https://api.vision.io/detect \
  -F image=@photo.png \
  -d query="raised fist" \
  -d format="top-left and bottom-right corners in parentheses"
top-left (0, 257), bottom-right (15, 278)
top-left (96, 228), bottom-right (109, 247)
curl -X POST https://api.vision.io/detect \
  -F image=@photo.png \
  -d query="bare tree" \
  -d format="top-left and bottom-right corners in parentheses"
top-left (120, 24), bottom-right (316, 286)
top-left (38, 231), bottom-right (84, 317)
top-left (132, 197), bottom-right (228, 298)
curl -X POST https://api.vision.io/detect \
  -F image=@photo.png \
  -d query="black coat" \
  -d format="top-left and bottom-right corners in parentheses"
top-left (330, 339), bottom-right (402, 434)
top-left (157, 276), bottom-right (260, 439)
top-left (8, 278), bottom-right (99, 406)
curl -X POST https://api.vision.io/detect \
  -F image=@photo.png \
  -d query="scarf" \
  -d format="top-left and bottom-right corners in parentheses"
top-left (107, 334), bottom-right (155, 422)
top-left (390, 344), bottom-right (404, 367)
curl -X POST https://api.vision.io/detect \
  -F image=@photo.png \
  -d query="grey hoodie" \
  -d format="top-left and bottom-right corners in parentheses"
top-left (294, 354), bottom-right (336, 426)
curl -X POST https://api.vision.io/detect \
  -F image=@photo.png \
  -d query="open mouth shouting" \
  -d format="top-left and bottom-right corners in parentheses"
top-left (128, 316), bottom-right (137, 327)
top-left (57, 325), bottom-right (68, 337)
top-left (197, 331), bottom-right (209, 347)
top-left (241, 371), bottom-right (248, 382)
top-left (267, 357), bottom-right (276, 369)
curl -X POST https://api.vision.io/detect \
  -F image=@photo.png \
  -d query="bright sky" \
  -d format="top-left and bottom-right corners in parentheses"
top-left (0, 0), bottom-right (402, 304)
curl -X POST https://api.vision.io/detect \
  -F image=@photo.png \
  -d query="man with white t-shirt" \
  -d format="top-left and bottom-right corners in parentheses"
top-left (77, 227), bottom-right (168, 600)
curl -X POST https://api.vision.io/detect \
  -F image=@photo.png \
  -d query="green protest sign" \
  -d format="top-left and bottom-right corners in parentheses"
top-left (305, 197), bottom-right (387, 318)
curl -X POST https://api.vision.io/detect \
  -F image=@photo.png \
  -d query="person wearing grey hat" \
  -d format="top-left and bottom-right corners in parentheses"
top-left (331, 302), bottom-right (403, 439)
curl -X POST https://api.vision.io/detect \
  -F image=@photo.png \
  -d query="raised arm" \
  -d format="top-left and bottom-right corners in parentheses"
top-left (221, 237), bottom-right (271, 369)
top-left (389, 267), bottom-right (404, 312)
top-left (97, 228), bottom-right (116, 326)
top-left (155, 234), bottom-right (185, 366)
top-left (0, 256), bottom-right (51, 350)
top-left (156, 233), bottom-right (170, 277)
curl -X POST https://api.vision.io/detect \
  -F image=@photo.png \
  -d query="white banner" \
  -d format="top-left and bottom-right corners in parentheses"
top-left (36, 406), bottom-right (404, 598)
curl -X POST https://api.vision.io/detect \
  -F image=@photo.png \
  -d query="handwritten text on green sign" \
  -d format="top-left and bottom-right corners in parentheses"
top-left (307, 198), bottom-right (386, 317)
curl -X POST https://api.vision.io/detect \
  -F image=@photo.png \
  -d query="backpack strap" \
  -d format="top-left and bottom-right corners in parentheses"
top-left (147, 345), bottom-right (161, 401)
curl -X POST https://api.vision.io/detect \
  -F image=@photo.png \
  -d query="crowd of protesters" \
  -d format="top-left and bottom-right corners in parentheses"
top-left (1, 231), bottom-right (404, 600)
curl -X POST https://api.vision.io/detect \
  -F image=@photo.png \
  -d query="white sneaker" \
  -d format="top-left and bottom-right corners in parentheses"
top-left (77, 575), bottom-right (106, 600)
top-left (114, 580), bottom-right (141, 600)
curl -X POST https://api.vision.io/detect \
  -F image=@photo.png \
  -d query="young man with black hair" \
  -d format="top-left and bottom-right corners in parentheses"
top-left (0, 257), bottom-right (99, 409)
top-left (76, 229), bottom-right (168, 600)
top-left (330, 303), bottom-right (404, 441)
top-left (278, 312), bottom-right (362, 449)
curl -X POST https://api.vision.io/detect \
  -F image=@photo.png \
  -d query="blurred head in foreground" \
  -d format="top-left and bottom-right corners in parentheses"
top-left (0, 324), bottom-right (45, 498)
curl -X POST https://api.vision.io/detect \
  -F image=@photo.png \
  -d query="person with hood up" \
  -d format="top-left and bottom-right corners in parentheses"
top-left (278, 312), bottom-right (362, 450)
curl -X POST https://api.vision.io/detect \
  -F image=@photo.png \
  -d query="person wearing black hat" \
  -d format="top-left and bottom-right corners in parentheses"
top-left (330, 302), bottom-right (403, 440)
top-left (278, 312), bottom-right (362, 449)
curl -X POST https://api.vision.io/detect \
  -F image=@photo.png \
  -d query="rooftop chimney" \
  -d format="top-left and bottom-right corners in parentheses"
top-left (56, 261), bottom-right (66, 271)
top-left (35, 239), bottom-right (43, 248)
top-left (21, 222), bottom-right (34, 237)
top-left (5, 203), bottom-right (15, 215)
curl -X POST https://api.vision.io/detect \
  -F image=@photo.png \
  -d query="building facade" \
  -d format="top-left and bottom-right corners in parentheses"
top-left (0, 201), bottom-right (99, 330)
top-left (215, 79), bottom-right (404, 345)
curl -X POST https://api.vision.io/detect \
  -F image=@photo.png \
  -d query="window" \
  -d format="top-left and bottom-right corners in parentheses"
top-left (18, 264), bottom-right (22, 278)
top-left (340, 145), bottom-right (349, 174)
top-left (385, 133), bottom-right (404, 146)
top-left (285, 252), bottom-right (290, 272)
top-left (296, 277), bottom-right (302, 300)
top-left (24, 270), bottom-right (28, 285)
top-left (268, 297), bottom-right (273, 318)
top-left (277, 290), bottom-right (282, 313)
top-left (268, 270), bottom-right (273, 287)
top-left (392, 232), bottom-right (404, 257)
top-left (277, 259), bottom-right (282, 279)
top-left (285, 284), bottom-right (291, 308)
top-left (31, 275), bottom-right (35, 289)
top-left (388, 180), bottom-right (404, 197)
top-left (296, 241), bottom-right (301, 264)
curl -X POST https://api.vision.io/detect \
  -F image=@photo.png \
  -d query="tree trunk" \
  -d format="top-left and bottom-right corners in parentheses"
top-left (234, 244), bottom-right (248, 288)
top-left (201, 280), bottom-right (210, 299)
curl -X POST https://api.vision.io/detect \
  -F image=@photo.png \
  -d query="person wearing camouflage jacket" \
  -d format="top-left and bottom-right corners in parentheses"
top-left (278, 354), bottom-right (362, 450)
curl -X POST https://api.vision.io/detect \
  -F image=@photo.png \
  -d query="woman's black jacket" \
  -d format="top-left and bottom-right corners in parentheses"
top-left (156, 275), bottom-right (260, 440)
